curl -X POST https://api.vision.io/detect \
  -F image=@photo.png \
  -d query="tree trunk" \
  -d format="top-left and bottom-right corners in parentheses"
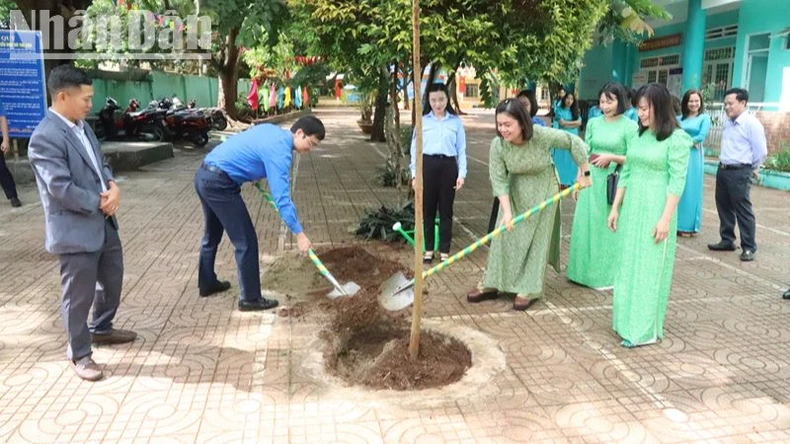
top-left (389, 65), bottom-right (405, 206)
top-left (216, 28), bottom-right (240, 119)
top-left (447, 63), bottom-right (466, 115)
top-left (370, 69), bottom-right (388, 143)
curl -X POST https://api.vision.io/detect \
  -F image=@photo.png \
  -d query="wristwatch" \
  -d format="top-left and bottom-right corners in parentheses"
top-left (583, 170), bottom-right (591, 177)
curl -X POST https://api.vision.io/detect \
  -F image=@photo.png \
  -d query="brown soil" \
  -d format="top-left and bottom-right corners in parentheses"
top-left (320, 285), bottom-right (470, 391)
top-left (327, 325), bottom-right (472, 391)
top-left (267, 244), bottom-right (472, 390)
top-left (315, 245), bottom-right (410, 291)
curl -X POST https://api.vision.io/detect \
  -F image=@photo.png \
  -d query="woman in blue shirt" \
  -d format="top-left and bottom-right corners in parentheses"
top-left (552, 92), bottom-right (582, 188)
top-left (410, 83), bottom-right (468, 263)
top-left (677, 89), bottom-right (711, 236)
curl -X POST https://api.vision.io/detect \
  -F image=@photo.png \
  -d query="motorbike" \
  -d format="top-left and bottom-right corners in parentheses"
top-left (187, 99), bottom-right (228, 131)
top-left (94, 97), bottom-right (165, 142)
top-left (156, 97), bottom-right (212, 147)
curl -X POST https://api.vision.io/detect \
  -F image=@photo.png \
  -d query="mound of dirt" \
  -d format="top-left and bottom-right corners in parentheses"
top-left (268, 244), bottom-right (471, 390)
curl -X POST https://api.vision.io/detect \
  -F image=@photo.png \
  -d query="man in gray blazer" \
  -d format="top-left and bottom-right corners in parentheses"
top-left (28, 65), bottom-right (136, 381)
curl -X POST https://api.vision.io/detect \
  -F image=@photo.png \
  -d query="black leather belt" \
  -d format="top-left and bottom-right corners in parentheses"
top-left (424, 154), bottom-right (456, 159)
top-left (719, 163), bottom-right (751, 170)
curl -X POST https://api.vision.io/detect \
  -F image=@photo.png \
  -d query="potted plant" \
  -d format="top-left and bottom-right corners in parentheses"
top-left (357, 91), bottom-right (375, 134)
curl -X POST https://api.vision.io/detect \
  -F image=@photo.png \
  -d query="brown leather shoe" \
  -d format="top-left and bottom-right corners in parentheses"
top-left (71, 356), bottom-right (103, 381)
top-left (513, 296), bottom-right (538, 311)
top-left (467, 288), bottom-right (498, 303)
top-left (92, 328), bottom-right (137, 345)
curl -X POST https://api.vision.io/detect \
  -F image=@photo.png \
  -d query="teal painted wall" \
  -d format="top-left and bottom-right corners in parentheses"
top-left (578, 44), bottom-right (614, 100)
top-left (89, 72), bottom-right (248, 114)
top-left (628, 9), bottom-right (740, 79)
top-left (732, 0), bottom-right (790, 103)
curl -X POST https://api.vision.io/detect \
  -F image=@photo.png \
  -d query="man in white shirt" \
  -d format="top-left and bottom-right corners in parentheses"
top-left (28, 65), bottom-right (136, 382)
top-left (707, 88), bottom-right (767, 262)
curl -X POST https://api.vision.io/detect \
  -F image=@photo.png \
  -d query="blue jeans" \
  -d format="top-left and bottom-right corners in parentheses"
top-left (194, 164), bottom-right (261, 302)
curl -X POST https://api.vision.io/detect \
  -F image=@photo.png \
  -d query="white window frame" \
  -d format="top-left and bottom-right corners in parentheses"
top-left (702, 47), bottom-right (735, 91)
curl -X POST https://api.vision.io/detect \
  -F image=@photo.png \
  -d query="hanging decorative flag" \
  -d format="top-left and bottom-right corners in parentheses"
top-left (303, 87), bottom-right (309, 107)
top-left (284, 86), bottom-right (292, 108)
top-left (294, 86), bottom-right (302, 108)
top-left (247, 79), bottom-right (259, 110)
top-left (269, 82), bottom-right (276, 109)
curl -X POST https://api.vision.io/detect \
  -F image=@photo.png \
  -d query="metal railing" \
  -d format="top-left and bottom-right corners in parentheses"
top-left (704, 102), bottom-right (784, 151)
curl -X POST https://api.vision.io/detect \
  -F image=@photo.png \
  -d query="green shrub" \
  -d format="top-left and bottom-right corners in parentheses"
top-left (763, 147), bottom-right (790, 173)
top-left (353, 201), bottom-right (415, 242)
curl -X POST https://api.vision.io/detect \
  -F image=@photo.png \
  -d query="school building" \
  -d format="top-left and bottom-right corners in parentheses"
top-left (577, 0), bottom-right (790, 153)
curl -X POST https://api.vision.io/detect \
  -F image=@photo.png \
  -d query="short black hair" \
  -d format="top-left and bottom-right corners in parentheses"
top-left (517, 89), bottom-right (539, 118)
top-left (495, 98), bottom-right (533, 142)
top-left (598, 82), bottom-right (628, 115)
top-left (422, 82), bottom-right (457, 116)
top-left (634, 83), bottom-right (679, 141)
top-left (724, 87), bottom-right (749, 103)
top-left (48, 64), bottom-right (92, 96)
top-left (291, 115), bottom-right (325, 140)
top-left (681, 89), bottom-right (705, 119)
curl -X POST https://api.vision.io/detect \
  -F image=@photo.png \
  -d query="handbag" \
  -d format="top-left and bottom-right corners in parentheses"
top-left (606, 164), bottom-right (622, 205)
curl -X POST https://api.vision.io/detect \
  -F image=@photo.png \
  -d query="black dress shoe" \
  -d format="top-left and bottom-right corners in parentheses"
top-left (238, 298), bottom-right (279, 311)
top-left (782, 289), bottom-right (790, 300)
top-left (10, 197), bottom-right (21, 207)
top-left (739, 250), bottom-right (756, 261)
top-left (707, 241), bottom-right (736, 251)
top-left (199, 280), bottom-right (231, 297)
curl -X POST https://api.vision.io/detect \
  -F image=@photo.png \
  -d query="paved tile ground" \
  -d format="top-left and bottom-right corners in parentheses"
top-left (1, 106), bottom-right (789, 443)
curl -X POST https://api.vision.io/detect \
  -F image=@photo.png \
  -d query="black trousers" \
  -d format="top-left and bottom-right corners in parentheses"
top-left (715, 165), bottom-right (756, 251)
top-left (0, 153), bottom-right (18, 200)
top-left (422, 155), bottom-right (458, 254)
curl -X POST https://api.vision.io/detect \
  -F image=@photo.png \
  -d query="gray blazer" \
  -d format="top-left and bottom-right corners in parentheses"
top-left (28, 110), bottom-right (118, 255)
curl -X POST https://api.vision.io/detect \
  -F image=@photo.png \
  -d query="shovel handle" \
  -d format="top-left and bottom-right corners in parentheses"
top-left (253, 183), bottom-right (349, 296)
top-left (404, 183), bottom-right (579, 287)
top-left (308, 249), bottom-right (348, 296)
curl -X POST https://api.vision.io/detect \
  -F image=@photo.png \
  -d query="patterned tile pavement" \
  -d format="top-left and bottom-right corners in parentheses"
top-left (1, 106), bottom-right (789, 443)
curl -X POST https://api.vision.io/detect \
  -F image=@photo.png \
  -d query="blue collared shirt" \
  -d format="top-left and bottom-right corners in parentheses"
top-left (720, 112), bottom-right (767, 168)
top-left (204, 124), bottom-right (303, 234)
top-left (410, 112), bottom-right (467, 179)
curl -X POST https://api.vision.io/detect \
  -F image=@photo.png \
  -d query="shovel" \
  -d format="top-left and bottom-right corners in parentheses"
top-left (380, 183), bottom-right (580, 310)
top-left (253, 182), bottom-right (361, 298)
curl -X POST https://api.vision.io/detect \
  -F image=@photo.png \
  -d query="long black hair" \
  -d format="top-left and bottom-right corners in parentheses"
top-left (517, 89), bottom-right (539, 118)
top-left (560, 92), bottom-right (580, 121)
top-left (634, 83), bottom-right (679, 141)
top-left (598, 82), bottom-right (628, 116)
top-left (495, 98), bottom-right (533, 142)
top-left (422, 82), bottom-right (457, 116)
top-left (680, 89), bottom-right (705, 120)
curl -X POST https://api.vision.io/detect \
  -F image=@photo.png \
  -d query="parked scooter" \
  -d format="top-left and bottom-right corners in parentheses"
top-left (95, 97), bottom-right (165, 142)
top-left (157, 97), bottom-right (212, 147)
top-left (187, 99), bottom-right (228, 131)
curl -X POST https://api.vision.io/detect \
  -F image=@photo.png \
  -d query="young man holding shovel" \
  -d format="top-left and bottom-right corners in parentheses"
top-left (194, 116), bottom-right (325, 311)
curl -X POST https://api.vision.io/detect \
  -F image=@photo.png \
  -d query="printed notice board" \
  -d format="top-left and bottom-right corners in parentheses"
top-left (0, 30), bottom-right (47, 138)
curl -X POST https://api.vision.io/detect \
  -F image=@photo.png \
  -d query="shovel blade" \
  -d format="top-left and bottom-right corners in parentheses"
top-left (327, 281), bottom-right (362, 299)
top-left (378, 272), bottom-right (414, 311)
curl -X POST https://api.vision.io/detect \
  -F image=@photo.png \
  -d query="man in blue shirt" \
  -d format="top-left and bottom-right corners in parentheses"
top-left (707, 88), bottom-right (767, 262)
top-left (0, 101), bottom-right (22, 207)
top-left (194, 116), bottom-right (325, 311)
